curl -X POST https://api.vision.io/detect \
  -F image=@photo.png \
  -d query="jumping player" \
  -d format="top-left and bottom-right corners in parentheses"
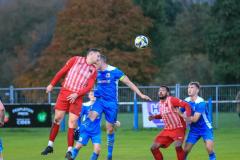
top-left (41, 48), bottom-right (100, 156)
top-left (86, 54), bottom-right (152, 160)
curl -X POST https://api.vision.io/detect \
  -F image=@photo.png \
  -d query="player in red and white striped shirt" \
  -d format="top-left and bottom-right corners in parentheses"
top-left (149, 85), bottom-right (191, 160)
top-left (41, 48), bottom-right (100, 156)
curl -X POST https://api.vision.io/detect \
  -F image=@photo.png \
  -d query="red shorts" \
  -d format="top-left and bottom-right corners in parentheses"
top-left (54, 88), bottom-right (83, 116)
top-left (154, 127), bottom-right (186, 148)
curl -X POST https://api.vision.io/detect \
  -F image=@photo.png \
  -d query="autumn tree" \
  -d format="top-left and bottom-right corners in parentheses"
top-left (14, 0), bottom-right (157, 87)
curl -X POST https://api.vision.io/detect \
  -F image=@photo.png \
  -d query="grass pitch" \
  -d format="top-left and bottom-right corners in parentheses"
top-left (1, 113), bottom-right (240, 160)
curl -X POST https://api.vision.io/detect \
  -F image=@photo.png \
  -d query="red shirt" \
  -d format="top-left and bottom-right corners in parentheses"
top-left (50, 56), bottom-right (97, 96)
top-left (155, 96), bottom-right (191, 130)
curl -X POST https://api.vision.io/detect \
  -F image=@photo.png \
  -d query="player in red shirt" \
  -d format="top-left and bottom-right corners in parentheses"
top-left (41, 48), bottom-right (100, 156)
top-left (149, 85), bottom-right (191, 160)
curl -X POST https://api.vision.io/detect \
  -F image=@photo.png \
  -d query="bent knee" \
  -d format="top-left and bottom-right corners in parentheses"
top-left (54, 117), bottom-right (62, 124)
top-left (106, 125), bottom-right (114, 133)
top-left (94, 146), bottom-right (101, 154)
top-left (151, 144), bottom-right (160, 151)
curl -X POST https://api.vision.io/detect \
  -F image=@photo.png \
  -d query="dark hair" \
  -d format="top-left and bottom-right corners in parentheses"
top-left (189, 81), bottom-right (200, 89)
top-left (87, 48), bottom-right (101, 55)
top-left (100, 54), bottom-right (107, 63)
top-left (160, 85), bottom-right (170, 93)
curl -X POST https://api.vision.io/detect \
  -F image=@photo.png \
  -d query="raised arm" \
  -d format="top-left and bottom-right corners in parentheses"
top-left (121, 76), bottom-right (152, 101)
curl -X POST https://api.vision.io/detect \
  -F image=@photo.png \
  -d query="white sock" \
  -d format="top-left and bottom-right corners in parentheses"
top-left (67, 146), bottom-right (72, 152)
top-left (48, 141), bottom-right (54, 147)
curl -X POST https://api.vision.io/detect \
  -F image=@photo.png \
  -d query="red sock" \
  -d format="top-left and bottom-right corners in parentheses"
top-left (68, 128), bottom-right (74, 147)
top-left (49, 123), bottom-right (60, 142)
top-left (151, 148), bottom-right (163, 160)
top-left (175, 146), bottom-right (185, 160)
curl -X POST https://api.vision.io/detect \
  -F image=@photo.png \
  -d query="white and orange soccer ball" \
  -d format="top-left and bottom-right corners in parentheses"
top-left (134, 35), bottom-right (149, 49)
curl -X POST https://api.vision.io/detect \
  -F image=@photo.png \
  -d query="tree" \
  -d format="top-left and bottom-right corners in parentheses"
top-left (0, 0), bottom-right (65, 87)
top-left (156, 3), bottom-right (214, 84)
top-left (14, 0), bottom-right (157, 87)
top-left (207, 0), bottom-right (240, 83)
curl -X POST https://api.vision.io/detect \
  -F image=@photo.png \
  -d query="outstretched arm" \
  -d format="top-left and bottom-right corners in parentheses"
top-left (121, 76), bottom-right (152, 101)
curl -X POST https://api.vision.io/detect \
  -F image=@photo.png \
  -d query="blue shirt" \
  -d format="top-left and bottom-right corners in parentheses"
top-left (78, 101), bottom-right (102, 135)
top-left (94, 65), bottom-right (125, 102)
top-left (185, 96), bottom-right (213, 132)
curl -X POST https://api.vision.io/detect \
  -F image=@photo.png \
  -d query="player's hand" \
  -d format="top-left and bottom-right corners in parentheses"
top-left (148, 115), bottom-right (155, 121)
top-left (67, 93), bottom-right (78, 103)
top-left (140, 94), bottom-right (152, 101)
top-left (46, 84), bottom-right (53, 93)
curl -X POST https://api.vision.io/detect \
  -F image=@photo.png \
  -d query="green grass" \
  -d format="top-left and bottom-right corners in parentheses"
top-left (1, 113), bottom-right (240, 160)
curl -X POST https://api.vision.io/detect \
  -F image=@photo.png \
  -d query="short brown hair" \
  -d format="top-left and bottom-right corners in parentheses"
top-left (160, 85), bottom-right (170, 93)
top-left (100, 54), bottom-right (107, 63)
top-left (189, 81), bottom-right (200, 89)
top-left (87, 48), bottom-right (101, 54)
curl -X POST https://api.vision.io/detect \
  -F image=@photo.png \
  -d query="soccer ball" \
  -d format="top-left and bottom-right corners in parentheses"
top-left (134, 35), bottom-right (148, 48)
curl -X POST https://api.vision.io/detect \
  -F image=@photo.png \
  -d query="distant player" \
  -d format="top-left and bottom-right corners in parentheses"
top-left (66, 90), bottom-right (101, 160)
top-left (180, 82), bottom-right (216, 160)
top-left (86, 55), bottom-right (152, 160)
top-left (148, 85), bottom-right (191, 160)
top-left (41, 48), bottom-right (100, 156)
top-left (0, 97), bottom-right (5, 160)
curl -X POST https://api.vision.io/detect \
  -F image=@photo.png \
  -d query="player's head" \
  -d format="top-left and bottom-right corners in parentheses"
top-left (96, 54), bottom-right (107, 70)
top-left (86, 48), bottom-right (101, 64)
top-left (188, 81), bottom-right (200, 97)
top-left (158, 85), bottom-right (170, 100)
top-left (88, 90), bottom-right (95, 102)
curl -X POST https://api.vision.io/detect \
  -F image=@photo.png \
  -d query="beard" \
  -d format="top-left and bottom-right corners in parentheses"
top-left (159, 95), bottom-right (167, 100)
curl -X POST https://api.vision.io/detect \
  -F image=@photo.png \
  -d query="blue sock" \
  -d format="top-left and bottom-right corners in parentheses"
top-left (209, 152), bottom-right (216, 160)
top-left (107, 133), bottom-right (115, 158)
top-left (90, 152), bottom-right (99, 160)
top-left (71, 148), bottom-right (79, 159)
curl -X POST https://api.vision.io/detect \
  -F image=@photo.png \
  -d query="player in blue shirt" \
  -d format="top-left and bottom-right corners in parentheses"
top-left (85, 55), bottom-right (152, 160)
top-left (65, 90), bottom-right (102, 160)
top-left (180, 82), bottom-right (216, 160)
top-left (0, 97), bottom-right (5, 160)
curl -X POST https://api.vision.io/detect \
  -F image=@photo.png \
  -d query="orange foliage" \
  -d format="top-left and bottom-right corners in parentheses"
top-left (14, 0), bottom-right (158, 87)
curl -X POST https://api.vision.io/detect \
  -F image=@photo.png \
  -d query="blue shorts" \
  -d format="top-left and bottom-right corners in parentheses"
top-left (0, 139), bottom-right (3, 153)
top-left (92, 98), bottom-right (118, 124)
top-left (186, 129), bottom-right (214, 144)
top-left (77, 131), bottom-right (101, 146)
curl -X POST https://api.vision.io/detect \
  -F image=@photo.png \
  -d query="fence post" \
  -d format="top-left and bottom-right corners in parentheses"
top-left (175, 83), bottom-right (180, 98)
top-left (215, 86), bottom-right (219, 129)
top-left (48, 92), bottom-right (51, 104)
top-left (133, 92), bottom-right (138, 130)
top-left (9, 85), bottom-right (14, 104)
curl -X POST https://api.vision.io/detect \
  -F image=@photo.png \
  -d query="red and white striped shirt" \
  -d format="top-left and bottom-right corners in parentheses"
top-left (157, 96), bottom-right (191, 130)
top-left (50, 56), bottom-right (97, 96)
